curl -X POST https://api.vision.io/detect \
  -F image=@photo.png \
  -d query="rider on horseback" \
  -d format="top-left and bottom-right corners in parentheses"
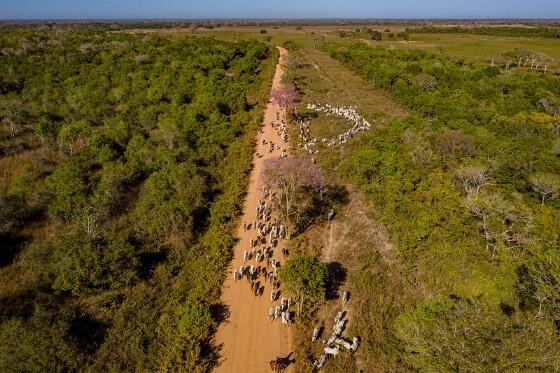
top-left (270, 356), bottom-right (287, 372)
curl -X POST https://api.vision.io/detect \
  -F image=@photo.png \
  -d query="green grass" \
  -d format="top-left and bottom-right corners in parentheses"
top-left (363, 32), bottom-right (560, 71)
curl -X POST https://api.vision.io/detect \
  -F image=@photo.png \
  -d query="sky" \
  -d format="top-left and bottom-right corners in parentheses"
top-left (1, 0), bottom-right (560, 20)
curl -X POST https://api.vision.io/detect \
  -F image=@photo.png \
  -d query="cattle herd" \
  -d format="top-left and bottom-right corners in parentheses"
top-left (257, 112), bottom-right (289, 159)
top-left (231, 108), bottom-right (360, 370)
top-left (298, 103), bottom-right (374, 156)
top-left (232, 111), bottom-right (295, 329)
top-left (310, 290), bottom-right (360, 369)
top-left (232, 198), bottom-right (294, 326)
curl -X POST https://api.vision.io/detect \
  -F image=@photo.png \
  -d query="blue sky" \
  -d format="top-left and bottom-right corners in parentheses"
top-left (2, 0), bottom-right (559, 20)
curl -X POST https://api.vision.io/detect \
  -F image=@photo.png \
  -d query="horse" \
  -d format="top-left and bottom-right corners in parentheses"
top-left (269, 360), bottom-right (288, 372)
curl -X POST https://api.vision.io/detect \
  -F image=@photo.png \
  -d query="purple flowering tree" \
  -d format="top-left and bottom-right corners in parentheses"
top-left (270, 83), bottom-right (299, 111)
top-left (261, 157), bottom-right (325, 235)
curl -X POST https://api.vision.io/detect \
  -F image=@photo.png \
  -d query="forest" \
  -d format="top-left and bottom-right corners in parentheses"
top-left (0, 29), bottom-right (275, 371)
top-left (322, 42), bottom-right (560, 370)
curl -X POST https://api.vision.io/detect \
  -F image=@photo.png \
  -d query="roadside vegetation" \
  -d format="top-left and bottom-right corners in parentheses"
top-left (0, 29), bottom-right (276, 371)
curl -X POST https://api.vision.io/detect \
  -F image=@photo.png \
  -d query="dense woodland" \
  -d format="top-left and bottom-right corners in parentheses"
top-left (0, 29), bottom-right (275, 371)
top-left (323, 42), bottom-right (560, 370)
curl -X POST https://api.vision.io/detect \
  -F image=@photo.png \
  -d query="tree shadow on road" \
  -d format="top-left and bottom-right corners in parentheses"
top-left (207, 303), bottom-right (230, 371)
top-left (205, 341), bottom-right (224, 371)
top-left (210, 302), bottom-right (231, 325)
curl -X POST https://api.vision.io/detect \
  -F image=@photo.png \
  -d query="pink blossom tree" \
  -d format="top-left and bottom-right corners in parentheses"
top-left (270, 83), bottom-right (299, 111)
top-left (261, 157), bottom-right (325, 235)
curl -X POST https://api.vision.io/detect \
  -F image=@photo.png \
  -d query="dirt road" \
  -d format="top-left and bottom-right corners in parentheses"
top-left (213, 47), bottom-right (293, 372)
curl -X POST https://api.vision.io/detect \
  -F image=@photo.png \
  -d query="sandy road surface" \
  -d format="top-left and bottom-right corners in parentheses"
top-left (213, 47), bottom-right (293, 373)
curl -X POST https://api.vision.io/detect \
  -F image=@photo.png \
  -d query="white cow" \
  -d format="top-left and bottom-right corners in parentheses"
top-left (312, 327), bottom-right (321, 342)
top-left (313, 354), bottom-right (327, 369)
top-left (351, 336), bottom-right (360, 352)
top-left (333, 320), bottom-right (346, 337)
top-left (335, 311), bottom-right (345, 323)
top-left (324, 335), bottom-right (336, 347)
top-left (324, 346), bottom-right (340, 356)
top-left (342, 291), bottom-right (349, 305)
top-left (334, 338), bottom-right (352, 351)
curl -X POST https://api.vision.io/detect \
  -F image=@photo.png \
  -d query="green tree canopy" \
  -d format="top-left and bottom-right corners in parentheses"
top-left (278, 255), bottom-right (328, 317)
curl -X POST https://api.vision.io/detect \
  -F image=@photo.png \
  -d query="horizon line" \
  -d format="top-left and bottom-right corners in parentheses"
top-left (1, 17), bottom-right (560, 22)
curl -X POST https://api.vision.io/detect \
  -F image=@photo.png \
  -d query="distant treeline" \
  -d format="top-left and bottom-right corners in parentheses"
top-left (408, 25), bottom-right (560, 38)
top-left (2, 19), bottom-right (560, 32)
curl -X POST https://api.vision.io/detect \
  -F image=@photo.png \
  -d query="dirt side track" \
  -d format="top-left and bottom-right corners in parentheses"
top-left (213, 47), bottom-right (293, 373)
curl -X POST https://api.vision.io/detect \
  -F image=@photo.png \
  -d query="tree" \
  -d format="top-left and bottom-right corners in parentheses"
top-left (278, 256), bottom-right (328, 317)
top-left (270, 83), bottom-right (299, 111)
top-left (455, 165), bottom-right (491, 194)
top-left (261, 157), bottom-right (325, 235)
top-left (52, 233), bottom-right (138, 296)
top-left (34, 120), bottom-right (56, 145)
top-left (435, 129), bottom-right (475, 159)
top-left (133, 162), bottom-right (205, 247)
top-left (371, 31), bottom-right (382, 41)
top-left (529, 172), bottom-right (560, 205)
top-left (0, 99), bottom-right (25, 137)
top-left (45, 168), bottom-right (87, 221)
top-left (312, 35), bottom-right (326, 49)
top-left (539, 97), bottom-right (559, 117)
top-left (517, 250), bottom-right (560, 321)
top-left (466, 191), bottom-right (532, 256)
top-left (414, 73), bottom-right (437, 92)
top-left (0, 310), bottom-right (83, 372)
top-left (282, 54), bottom-right (304, 70)
top-left (395, 296), bottom-right (560, 372)
top-left (57, 120), bottom-right (90, 155)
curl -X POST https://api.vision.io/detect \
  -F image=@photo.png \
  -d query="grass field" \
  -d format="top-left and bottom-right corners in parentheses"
top-left (132, 25), bottom-right (560, 71)
top-left (367, 32), bottom-right (560, 69)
